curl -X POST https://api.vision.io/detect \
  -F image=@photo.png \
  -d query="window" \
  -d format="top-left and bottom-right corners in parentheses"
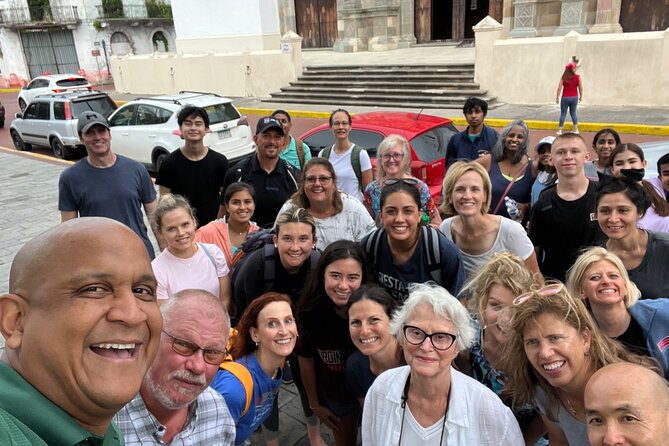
top-left (202, 102), bottom-right (241, 125)
top-left (53, 102), bottom-right (66, 120)
top-left (303, 130), bottom-right (333, 157)
top-left (34, 102), bottom-right (50, 120)
top-left (23, 103), bottom-right (39, 119)
top-left (349, 130), bottom-right (383, 156)
top-left (55, 77), bottom-right (88, 87)
top-left (71, 96), bottom-right (117, 118)
top-left (152, 31), bottom-right (169, 52)
top-left (410, 124), bottom-right (458, 162)
top-left (137, 105), bottom-right (162, 125)
top-left (110, 32), bottom-right (131, 56)
top-left (109, 105), bottom-right (137, 126)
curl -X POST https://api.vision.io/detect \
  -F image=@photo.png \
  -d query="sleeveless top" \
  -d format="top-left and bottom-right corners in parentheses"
top-left (489, 158), bottom-right (534, 219)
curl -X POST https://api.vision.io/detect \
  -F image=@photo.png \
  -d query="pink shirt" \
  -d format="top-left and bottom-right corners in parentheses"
top-left (562, 74), bottom-right (580, 97)
top-left (152, 243), bottom-right (229, 300)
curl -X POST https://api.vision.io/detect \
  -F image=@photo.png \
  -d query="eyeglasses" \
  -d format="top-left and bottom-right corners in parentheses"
top-left (331, 121), bottom-right (350, 127)
top-left (513, 283), bottom-right (565, 306)
top-left (384, 178), bottom-right (419, 187)
top-left (403, 325), bottom-right (457, 351)
top-left (161, 330), bottom-right (226, 365)
top-left (381, 153), bottom-right (405, 161)
top-left (305, 175), bottom-right (333, 185)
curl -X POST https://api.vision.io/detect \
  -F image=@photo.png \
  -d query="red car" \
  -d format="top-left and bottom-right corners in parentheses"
top-left (299, 111), bottom-right (458, 200)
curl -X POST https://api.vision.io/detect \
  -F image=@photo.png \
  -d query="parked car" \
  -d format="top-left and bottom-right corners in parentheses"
top-left (18, 74), bottom-right (92, 112)
top-left (299, 111), bottom-right (458, 199)
top-left (10, 90), bottom-right (117, 159)
top-left (107, 91), bottom-right (255, 172)
top-left (639, 140), bottom-right (669, 179)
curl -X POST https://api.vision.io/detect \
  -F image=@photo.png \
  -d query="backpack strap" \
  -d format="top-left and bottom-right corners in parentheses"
top-left (321, 146), bottom-right (332, 160)
top-left (420, 225), bottom-right (442, 284)
top-left (197, 243), bottom-right (217, 269)
top-left (219, 361), bottom-right (254, 417)
top-left (363, 228), bottom-right (384, 271)
top-left (295, 138), bottom-right (305, 170)
top-left (351, 144), bottom-right (363, 192)
top-left (263, 244), bottom-right (277, 287)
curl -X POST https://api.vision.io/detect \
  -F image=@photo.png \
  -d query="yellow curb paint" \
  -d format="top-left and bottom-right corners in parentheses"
top-left (451, 118), bottom-right (669, 136)
top-left (0, 88), bottom-right (20, 93)
top-left (0, 145), bottom-right (74, 166)
top-left (237, 107), bottom-right (332, 120)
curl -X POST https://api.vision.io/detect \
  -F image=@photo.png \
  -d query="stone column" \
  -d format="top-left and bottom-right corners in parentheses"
top-left (554, 0), bottom-right (589, 36)
top-left (333, 0), bottom-right (366, 52)
top-left (398, 0), bottom-right (416, 48)
top-left (589, 0), bottom-right (623, 34)
top-left (509, 0), bottom-right (538, 38)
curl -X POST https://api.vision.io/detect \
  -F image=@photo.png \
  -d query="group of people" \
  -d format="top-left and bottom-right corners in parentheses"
top-left (1, 94), bottom-right (667, 446)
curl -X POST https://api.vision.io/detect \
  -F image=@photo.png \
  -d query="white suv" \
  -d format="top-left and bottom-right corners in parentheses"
top-left (108, 92), bottom-right (255, 172)
top-left (18, 74), bottom-right (92, 112)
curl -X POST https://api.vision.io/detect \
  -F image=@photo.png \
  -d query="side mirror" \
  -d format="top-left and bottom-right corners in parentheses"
top-left (15, 112), bottom-right (22, 119)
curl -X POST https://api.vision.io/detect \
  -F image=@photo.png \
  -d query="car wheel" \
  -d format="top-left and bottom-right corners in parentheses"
top-left (11, 130), bottom-right (31, 151)
top-left (18, 98), bottom-right (26, 112)
top-left (154, 151), bottom-right (168, 173)
top-left (51, 138), bottom-right (68, 159)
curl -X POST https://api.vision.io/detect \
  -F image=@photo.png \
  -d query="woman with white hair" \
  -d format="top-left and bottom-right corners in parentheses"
top-left (363, 134), bottom-right (441, 225)
top-left (362, 283), bottom-right (523, 445)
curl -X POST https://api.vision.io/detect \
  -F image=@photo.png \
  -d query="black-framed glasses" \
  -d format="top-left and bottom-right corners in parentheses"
top-left (384, 178), bottom-right (419, 187)
top-left (305, 175), bottom-right (333, 185)
top-left (161, 330), bottom-right (226, 365)
top-left (403, 325), bottom-right (457, 350)
top-left (381, 153), bottom-right (405, 161)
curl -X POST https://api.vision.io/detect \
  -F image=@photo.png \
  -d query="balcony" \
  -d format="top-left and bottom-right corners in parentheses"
top-left (95, 1), bottom-right (172, 23)
top-left (0, 6), bottom-right (79, 29)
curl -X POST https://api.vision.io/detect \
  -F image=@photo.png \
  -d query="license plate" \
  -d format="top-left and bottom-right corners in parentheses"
top-left (218, 129), bottom-right (231, 139)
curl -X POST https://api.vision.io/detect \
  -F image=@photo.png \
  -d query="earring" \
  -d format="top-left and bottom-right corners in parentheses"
top-left (274, 243), bottom-right (277, 248)
top-left (255, 342), bottom-right (259, 347)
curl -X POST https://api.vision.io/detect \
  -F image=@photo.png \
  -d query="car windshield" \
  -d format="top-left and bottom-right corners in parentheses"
top-left (71, 96), bottom-right (118, 118)
top-left (55, 78), bottom-right (88, 87)
top-left (203, 103), bottom-right (240, 125)
top-left (410, 124), bottom-right (458, 162)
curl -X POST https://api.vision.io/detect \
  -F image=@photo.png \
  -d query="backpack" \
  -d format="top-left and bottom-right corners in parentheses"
top-left (220, 328), bottom-right (254, 417)
top-left (321, 144), bottom-right (364, 192)
top-left (363, 225), bottom-right (442, 284)
top-left (295, 138), bottom-right (306, 170)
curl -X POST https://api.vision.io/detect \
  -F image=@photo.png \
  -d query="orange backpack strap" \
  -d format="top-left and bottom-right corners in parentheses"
top-left (219, 361), bottom-right (254, 417)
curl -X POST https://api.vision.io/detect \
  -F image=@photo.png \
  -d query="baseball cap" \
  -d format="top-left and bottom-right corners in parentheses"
top-left (77, 111), bottom-right (109, 135)
top-left (255, 116), bottom-right (285, 136)
top-left (535, 136), bottom-right (555, 153)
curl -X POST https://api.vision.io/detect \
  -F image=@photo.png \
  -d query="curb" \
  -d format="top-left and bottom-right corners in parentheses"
top-left (0, 145), bottom-right (74, 166)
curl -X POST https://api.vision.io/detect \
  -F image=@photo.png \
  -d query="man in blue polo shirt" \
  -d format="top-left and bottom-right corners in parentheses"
top-left (0, 218), bottom-right (162, 444)
top-left (445, 97), bottom-right (498, 167)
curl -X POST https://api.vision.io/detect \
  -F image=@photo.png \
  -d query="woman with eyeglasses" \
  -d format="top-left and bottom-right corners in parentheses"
top-left (211, 292), bottom-right (298, 446)
top-left (276, 158), bottom-right (376, 251)
top-left (318, 108), bottom-right (374, 202)
top-left (363, 134), bottom-right (441, 226)
top-left (361, 180), bottom-right (465, 303)
top-left (297, 240), bottom-right (370, 446)
top-left (363, 283), bottom-right (524, 445)
top-left (440, 161), bottom-right (542, 282)
top-left (595, 175), bottom-right (669, 299)
top-left (566, 247), bottom-right (669, 378)
top-left (502, 283), bottom-right (657, 446)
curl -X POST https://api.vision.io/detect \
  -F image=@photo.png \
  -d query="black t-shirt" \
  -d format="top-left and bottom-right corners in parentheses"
top-left (529, 182), bottom-right (605, 282)
top-left (626, 231), bottom-right (669, 299)
top-left (223, 156), bottom-right (300, 228)
top-left (156, 148), bottom-right (229, 226)
top-left (616, 316), bottom-right (650, 357)
top-left (345, 351), bottom-right (376, 399)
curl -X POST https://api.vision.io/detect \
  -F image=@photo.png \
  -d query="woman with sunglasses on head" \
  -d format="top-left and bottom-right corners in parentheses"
top-left (596, 176), bottom-right (669, 299)
top-left (297, 240), bottom-right (370, 446)
top-left (361, 180), bottom-right (465, 303)
top-left (363, 134), bottom-right (441, 225)
top-left (211, 292), bottom-right (298, 446)
top-left (502, 283), bottom-right (657, 446)
top-left (457, 252), bottom-right (547, 445)
top-left (276, 158), bottom-right (376, 251)
top-left (477, 120), bottom-right (538, 223)
top-left (346, 284), bottom-right (403, 406)
top-left (319, 109), bottom-right (374, 202)
top-left (363, 283), bottom-right (524, 445)
top-left (566, 247), bottom-right (669, 378)
top-left (440, 161), bottom-right (542, 282)
top-left (195, 182), bottom-right (260, 268)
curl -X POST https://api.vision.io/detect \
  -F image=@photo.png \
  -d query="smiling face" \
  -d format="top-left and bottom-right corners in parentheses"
top-left (273, 222), bottom-right (314, 273)
top-left (304, 164), bottom-right (335, 206)
top-left (596, 192), bottom-right (641, 240)
top-left (225, 190), bottom-right (255, 226)
top-left (380, 190), bottom-right (420, 243)
top-left (81, 125), bottom-right (112, 158)
top-left (273, 112), bottom-right (292, 137)
top-left (254, 128), bottom-right (283, 162)
top-left (158, 207), bottom-right (196, 256)
top-left (579, 260), bottom-right (627, 308)
top-left (482, 283), bottom-right (515, 344)
top-left (611, 150), bottom-right (646, 177)
top-left (324, 258), bottom-right (363, 308)
top-left (593, 132), bottom-right (617, 162)
top-left (349, 298), bottom-right (393, 356)
top-left (381, 143), bottom-right (407, 178)
top-left (504, 125), bottom-right (526, 153)
top-left (179, 114), bottom-right (208, 143)
top-left (451, 170), bottom-right (487, 216)
top-left (551, 137), bottom-right (590, 178)
top-left (403, 303), bottom-right (459, 379)
top-left (330, 111), bottom-right (351, 141)
top-left (250, 301), bottom-right (297, 362)
top-left (522, 312), bottom-right (592, 390)
top-left (6, 221), bottom-right (162, 430)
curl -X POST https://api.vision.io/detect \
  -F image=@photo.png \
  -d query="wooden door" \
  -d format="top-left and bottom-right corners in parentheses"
top-left (295, 0), bottom-right (337, 48)
top-left (415, 0), bottom-right (431, 43)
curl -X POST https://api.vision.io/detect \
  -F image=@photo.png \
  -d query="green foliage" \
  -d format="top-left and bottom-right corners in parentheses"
top-left (92, 19), bottom-right (103, 31)
top-left (27, 0), bottom-right (51, 21)
top-left (146, 0), bottom-right (172, 19)
top-left (102, 0), bottom-right (123, 18)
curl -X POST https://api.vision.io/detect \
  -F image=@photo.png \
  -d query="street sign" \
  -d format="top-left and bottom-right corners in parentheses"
top-left (91, 49), bottom-right (101, 57)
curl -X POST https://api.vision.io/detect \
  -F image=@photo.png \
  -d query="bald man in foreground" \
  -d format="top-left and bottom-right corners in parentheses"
top-left (0, 217), bottom-right (162, 444)
top-left (584, 362), bottom-right (669, 446)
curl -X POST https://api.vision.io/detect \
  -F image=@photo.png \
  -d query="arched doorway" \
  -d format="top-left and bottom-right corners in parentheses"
top-left (152, 31), bottom-right (169, 52)
top-left (110, 32), bottom-right (131, 56)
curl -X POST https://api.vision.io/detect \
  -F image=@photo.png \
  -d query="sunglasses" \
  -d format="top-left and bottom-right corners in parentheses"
top-left (384, 178), bottom-right (419, 187)
top-left (513, 283), bottom-right (565, 306)
top-left (161, 330), bottom-right (226, 365)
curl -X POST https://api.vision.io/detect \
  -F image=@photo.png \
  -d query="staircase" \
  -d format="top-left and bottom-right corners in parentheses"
top-left (266, 64), bottom-right (499, 109)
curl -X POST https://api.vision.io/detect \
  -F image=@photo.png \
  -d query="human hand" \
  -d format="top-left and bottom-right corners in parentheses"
top-left (555, 98), bottom-right (559, 104)
top-left (312, 405), bottom-right (341, 431)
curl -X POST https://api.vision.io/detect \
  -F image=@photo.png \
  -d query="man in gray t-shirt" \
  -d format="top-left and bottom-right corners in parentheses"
top-left (58, 112), bottom-right (157, 257)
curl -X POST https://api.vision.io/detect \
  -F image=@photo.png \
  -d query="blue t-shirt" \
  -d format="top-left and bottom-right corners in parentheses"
top-left (345, 351), bottom-right (377, 400)
top-left (210, 354), bottom-right (282, 445)
top-left (58, 155), bottom-right (156, 258)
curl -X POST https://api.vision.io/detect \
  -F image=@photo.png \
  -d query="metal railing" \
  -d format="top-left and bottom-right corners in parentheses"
top-left (95, 3), bottom-right (172, 20)
top-left (0, 6), bottom-right (79, 25)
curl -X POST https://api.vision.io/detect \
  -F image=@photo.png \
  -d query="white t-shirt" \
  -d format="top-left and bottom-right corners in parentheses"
top-left (319, 144), bottom-right (372, 202)
top-left (152, 243), bottom-right (229, 300)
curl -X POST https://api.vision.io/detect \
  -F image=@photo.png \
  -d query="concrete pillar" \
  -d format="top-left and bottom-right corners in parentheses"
top-left (473, 16), bottom-right (503, 94)
top-left (509, 0), bottom-right (539, 38)
top-left (333, 0), bottom-right (365, 52)
top-left (554, 0), bottom-right (589, 36)
top-left (398, 0), bottom-right (416, 48)
top-left (276, 0), bottom-right (298, 36)
top-left (281, 30), bottom-right (303, 77)
top-left (589, 0), bottom-right (623, 34)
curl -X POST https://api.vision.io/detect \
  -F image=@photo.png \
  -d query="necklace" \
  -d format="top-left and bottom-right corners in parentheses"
top-left (562, 392), bottom-right (579, 417)
top-left (398, 374), bottom-right (449, 446)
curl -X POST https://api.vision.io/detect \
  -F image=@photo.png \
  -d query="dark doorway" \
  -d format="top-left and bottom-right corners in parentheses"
top-left (464, 0), bottom-right (489, 38)
top-left (620, 0), bottom-right (668, 32)
top-left (432, 0), bottom-right (453, 40)
top-left (295, 0), bottom-right (337, 48)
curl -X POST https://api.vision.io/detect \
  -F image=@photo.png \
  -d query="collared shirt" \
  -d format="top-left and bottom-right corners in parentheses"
top-left (0, 362), bottom-right (122, 446)
top-left (362, 365), bottom-right (523, 445)
top-left (445, 125), bottom-right (498, 167)
top-left (114, 387), bottom-right (235, 446)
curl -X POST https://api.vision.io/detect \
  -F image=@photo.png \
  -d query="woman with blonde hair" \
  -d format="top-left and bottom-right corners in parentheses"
top-left (440, 160), bottom-right (541, 281)
top-left (502, 283), bottom-right (656, 445)
top-left (566, 246), bottom-right (669, 378)
top-left (363, 134), bottom-right (441, 225)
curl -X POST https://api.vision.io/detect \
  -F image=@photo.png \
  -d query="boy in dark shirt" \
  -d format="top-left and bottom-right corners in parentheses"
top-left (445, 97), bottom-right (498, 167)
